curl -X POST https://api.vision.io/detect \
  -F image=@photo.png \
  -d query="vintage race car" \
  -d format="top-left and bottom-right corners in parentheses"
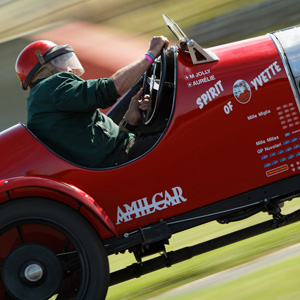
top-left (1, 15), bottom-right (300, 299)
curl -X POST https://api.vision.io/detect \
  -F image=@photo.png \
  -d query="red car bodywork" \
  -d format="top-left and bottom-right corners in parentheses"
top-left (0, 35), bottom-right (297, 236)
top-left (1, 17), bottom-right (300, 299)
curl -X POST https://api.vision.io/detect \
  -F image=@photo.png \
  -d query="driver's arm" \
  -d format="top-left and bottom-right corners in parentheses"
top-left (112, 36), bottom-right (169, 96)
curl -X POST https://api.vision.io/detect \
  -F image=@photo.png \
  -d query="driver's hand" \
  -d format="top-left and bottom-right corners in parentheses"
top-left (139, 94), bottom-right (151, 113)
top-left (122, 88), bottom-right (151, 127)
top-left (148, 36), bottom-right (169, 58)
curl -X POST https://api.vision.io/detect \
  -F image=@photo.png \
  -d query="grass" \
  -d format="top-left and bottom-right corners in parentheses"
top-left (160, 249), bottom-right (300, 300)
top-left (96, 0), bottom-right (267, 37)
top-left (0, 0), bottom-right (268, 41)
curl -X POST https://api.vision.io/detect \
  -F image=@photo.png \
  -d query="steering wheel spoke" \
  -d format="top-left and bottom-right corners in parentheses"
top-left (146, 77), bottom-right (160, 93)
top-left (142, 48), bottom-right (166, 125)
top-left (153, 80), bottom-right (160, 91)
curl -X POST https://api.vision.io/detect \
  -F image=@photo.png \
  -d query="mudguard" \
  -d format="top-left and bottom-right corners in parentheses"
top-left (0, 176), bottom-right (118, 236)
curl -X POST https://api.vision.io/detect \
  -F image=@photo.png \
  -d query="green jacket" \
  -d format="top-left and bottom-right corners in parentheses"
top-left (27, 72), bottom-right (134, 168)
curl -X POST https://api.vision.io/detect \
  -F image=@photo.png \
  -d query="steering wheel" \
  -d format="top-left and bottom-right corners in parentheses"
top-left (141, 48), bottom-right (166, 125)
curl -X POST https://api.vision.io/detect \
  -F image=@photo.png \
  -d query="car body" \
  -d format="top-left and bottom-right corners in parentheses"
top-left (1, 15), bottom-right (300, 300)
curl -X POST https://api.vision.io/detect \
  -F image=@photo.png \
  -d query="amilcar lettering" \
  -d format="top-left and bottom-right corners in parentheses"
top-left (116, 187), bottom-right (187, 224)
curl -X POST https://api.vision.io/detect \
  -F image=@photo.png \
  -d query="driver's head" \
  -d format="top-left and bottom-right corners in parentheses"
top-left (15, 40), bottom-right (85, 90)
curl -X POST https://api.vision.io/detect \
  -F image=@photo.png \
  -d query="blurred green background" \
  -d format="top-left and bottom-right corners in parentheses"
top-left (1, 0), bottom-right (300, 131)
top-left (1, 1), bottom-right (300, 299)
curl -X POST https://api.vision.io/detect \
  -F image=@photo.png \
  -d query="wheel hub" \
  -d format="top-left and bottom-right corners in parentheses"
top-left (23, 262), bottom-right (44, 283)
top-left (2, 243), bottom-right (62, 300)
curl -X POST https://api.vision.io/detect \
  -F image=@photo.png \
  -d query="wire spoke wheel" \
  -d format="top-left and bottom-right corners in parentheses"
top-left (0, 198), bottom-right (109, 300)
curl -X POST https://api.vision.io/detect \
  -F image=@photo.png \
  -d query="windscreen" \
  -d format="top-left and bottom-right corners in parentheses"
top-left (163, 14), bottom-right (188, 42)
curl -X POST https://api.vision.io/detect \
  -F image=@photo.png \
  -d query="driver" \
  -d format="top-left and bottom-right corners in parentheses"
top-left (15, 36), bottom-right (169, 168)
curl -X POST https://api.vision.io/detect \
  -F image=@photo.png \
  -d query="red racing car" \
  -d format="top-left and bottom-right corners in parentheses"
top-left (1, 15), bottom-right (300, 299)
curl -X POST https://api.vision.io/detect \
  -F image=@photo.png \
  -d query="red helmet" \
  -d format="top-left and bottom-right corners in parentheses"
top-left (15, 40), bottom-right (84, 90)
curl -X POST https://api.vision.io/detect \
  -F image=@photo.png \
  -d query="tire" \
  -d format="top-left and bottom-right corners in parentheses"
top-left (0, 198), bottom-right (109, 300)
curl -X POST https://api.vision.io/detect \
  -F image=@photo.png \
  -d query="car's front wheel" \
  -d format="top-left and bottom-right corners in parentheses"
top-left (0, 198), bottom-right (109, 300)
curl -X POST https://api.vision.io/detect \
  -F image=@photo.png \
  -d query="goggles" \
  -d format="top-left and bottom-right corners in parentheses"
top-left (50, 52), bottom-right (84, 76)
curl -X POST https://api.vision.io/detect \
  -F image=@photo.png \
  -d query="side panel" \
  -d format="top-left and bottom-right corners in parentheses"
top-left (175, 35), bottom-right (300, 203)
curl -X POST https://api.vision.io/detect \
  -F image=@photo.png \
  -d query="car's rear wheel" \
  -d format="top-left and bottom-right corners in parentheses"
top-left (0, 198), bottom-right (109, 300)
